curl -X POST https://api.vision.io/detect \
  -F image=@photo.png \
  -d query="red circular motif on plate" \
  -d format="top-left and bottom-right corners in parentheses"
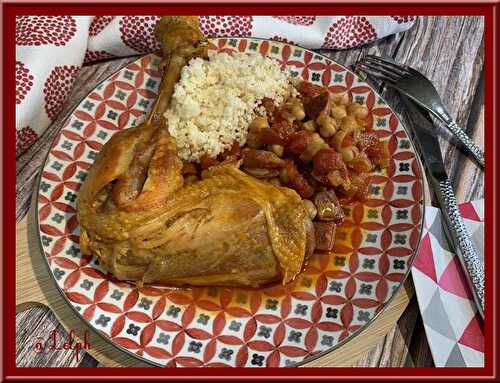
top-left (200, 16), bottom-right (253, 37)
top-left (16, 61), bottom-right (34, 105)
top-left (273, 16), bottom-right (316, 26)
top-left (89, 16), bottom-right (115, 36)
top-left (43, 65), bottom-right (80, 121)
top-left (323, 16), bottom-right (378, 49)
top-left (119, 16), bottom-right (161, 53)
top-left (16, 16), bottom-right (77, 46)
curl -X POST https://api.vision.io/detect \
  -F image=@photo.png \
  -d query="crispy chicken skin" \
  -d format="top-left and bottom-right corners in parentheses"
top-left (76, 17), bottom-right (314, 288)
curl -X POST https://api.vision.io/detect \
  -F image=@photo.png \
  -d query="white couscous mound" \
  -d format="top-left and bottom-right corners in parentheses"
top-left (164, 52), bottom-right (294, 162)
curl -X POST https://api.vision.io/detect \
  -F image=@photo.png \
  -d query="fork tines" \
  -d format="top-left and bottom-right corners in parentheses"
top-left (357, 55), bottom-right (409, 83)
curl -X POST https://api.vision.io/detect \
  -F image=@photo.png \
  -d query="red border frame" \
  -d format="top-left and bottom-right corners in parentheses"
top-left (4, 2), bottom-right (499, 381)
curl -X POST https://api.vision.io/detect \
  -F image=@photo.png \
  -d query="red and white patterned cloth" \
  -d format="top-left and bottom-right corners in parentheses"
top-left (412, 200), bottom-right (484, 367)
top-left (15, 15), bottom-right (415, 157)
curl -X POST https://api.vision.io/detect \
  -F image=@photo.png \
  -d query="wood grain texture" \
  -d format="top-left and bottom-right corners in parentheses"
top-left (15, 16), bottom-right (484, 368)
top-left (16, 306), bottom-right (92, 367)
top-left (391, 16), bottom-right (484, 203)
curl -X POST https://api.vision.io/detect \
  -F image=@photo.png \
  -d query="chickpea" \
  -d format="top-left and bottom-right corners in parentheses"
top-left (341, 93), bottom-right (350, 105)
top-left (300, 133), bottom-right (329, 163)
top-left (331, 105), bottom-right (347, 120)
top-left (340, 146), bottom-right (359, 163)
top-left (317, 115), bottom-right (337, 138)
top-left (302, 120), bottom-right (317, 132)
top-left (270, 144), bottom-right (284, 157)
top-left (332, 92), bottom-right (349, 106)
top-left (341, 115), bottom-right (358, 131)
top-left (353, 104), bottom-right (369, 120)
top-left (283, 97), bottom-right (304, 122)
top-left (291, 105), bottom-right (306, 121)
top-left (303, 199), bottom-right (317, 220)
top-left (319, 124), bottom-right (336, 139)
top-left (249, 116), bottom-right (269, 130)
top-left (347, 102), bottom-right (369, 120)
top-left (347, 102), bottom-right (361, 114)
top-left (316, 114), bottom-right (327, 126)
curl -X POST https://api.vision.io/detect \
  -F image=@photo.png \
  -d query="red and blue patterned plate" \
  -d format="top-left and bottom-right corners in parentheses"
top-left (36, 38), bottom-right (424, 367)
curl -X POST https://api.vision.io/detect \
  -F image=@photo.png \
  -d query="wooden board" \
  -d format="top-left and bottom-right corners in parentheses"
top-left (16, 192), bottom-right (413, 368)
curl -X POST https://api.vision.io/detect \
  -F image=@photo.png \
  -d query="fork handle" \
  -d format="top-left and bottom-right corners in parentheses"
top-left (445, 120), bottom-right (484, 168)
top-left (435, 178), bottom-right (484, 317)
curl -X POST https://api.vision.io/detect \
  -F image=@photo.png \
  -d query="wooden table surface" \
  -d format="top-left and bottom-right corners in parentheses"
top-left (15, 16), bottom-right (484, 367)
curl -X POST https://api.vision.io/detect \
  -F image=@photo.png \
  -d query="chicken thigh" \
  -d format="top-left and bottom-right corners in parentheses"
top-left (77, 16), bottom-right (314, 288)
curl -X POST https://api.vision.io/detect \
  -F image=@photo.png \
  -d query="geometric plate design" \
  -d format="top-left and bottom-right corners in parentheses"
top-left (36, 37), bottom-right (424, 367)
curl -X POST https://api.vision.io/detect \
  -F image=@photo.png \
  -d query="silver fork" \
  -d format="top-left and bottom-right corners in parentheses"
top-left (357, 55), bottom-right (484, 168)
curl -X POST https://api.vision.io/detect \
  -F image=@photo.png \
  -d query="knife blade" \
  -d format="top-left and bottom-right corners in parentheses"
top-left (400, 96), bottom-right (485, 318)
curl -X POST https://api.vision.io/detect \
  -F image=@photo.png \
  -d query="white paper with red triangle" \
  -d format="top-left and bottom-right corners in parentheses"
top-left (430, 237), bottom-right (455, 281)
top-left (411, 199), bottom-right (484, 367)
top-left (412, 233), bottom-right (438, 283)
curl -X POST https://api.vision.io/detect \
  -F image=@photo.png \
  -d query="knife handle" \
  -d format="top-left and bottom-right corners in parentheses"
top-left (445, 120), bottom-right (484, 168)
top-left (437, 179), bottom-right (484, 317)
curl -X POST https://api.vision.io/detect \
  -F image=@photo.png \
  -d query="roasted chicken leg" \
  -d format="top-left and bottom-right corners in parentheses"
top-left (77, 16), bottom-right (314, 288)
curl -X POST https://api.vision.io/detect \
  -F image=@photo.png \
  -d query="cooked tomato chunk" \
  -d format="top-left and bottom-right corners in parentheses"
top-left (286, 131), bottom-right (312, 155)
top-left (298, 81), bottom-right (325, 99)
top-left (283, 161), bottom-right (314, 198)
top-left (304, 92), bottom-right (331, 120)
top-left (312, 148), bottom-right (345, 175)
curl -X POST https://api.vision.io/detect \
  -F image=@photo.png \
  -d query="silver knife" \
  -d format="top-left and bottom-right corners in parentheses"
top-left (400, 96), bottom-right (484, 318)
